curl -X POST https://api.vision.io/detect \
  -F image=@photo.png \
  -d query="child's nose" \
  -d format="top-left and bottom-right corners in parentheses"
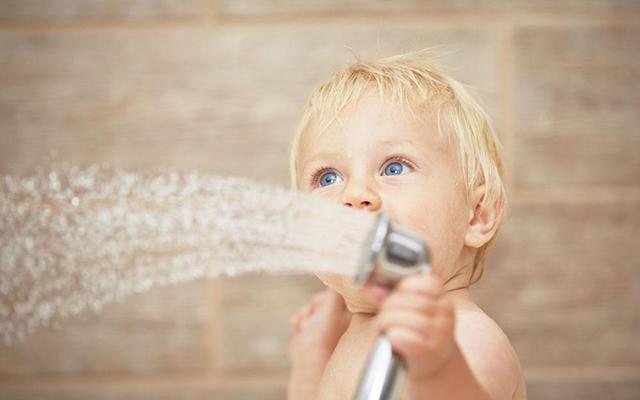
top-left (341, 182), bottom-right (382, 211)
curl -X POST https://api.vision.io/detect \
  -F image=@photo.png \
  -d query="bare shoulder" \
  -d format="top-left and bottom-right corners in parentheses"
top-left (454, 308), bottom-right (527, 400)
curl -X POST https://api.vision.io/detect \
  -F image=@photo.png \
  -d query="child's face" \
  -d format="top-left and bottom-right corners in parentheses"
top-left (296, 92), bottom-right (473, 313)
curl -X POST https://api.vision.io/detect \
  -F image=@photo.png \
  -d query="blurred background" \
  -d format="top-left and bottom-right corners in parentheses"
top-left (0, 1), bottom-right (639, 399)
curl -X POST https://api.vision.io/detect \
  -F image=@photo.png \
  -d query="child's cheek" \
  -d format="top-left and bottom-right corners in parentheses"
top-left (384, 201), bottom-right (462, 279)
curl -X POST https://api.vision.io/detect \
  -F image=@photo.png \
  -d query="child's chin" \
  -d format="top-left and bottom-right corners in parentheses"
top-left (317, 274), bottom-right (381, 314)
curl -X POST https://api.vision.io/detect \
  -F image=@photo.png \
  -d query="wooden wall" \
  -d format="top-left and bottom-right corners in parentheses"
top-left (0, 1), bottom-right (639, 398)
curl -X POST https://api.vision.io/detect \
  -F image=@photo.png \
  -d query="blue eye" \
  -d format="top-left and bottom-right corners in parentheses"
top-left (383, 161), bottom-right (410, 176)
top-left (318, 171), bottom-right (343, 187)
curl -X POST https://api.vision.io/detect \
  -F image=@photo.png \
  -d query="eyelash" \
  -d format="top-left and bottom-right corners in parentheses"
top-left (309, 156), bottom-right (416, 187)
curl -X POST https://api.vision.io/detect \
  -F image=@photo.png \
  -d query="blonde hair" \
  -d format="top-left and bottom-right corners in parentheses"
top-left (289, 49), bottom-right (506, 285)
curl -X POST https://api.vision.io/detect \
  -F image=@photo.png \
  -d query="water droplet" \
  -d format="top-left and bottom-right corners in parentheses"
top-left (0, 165), bottom-right (376, 342)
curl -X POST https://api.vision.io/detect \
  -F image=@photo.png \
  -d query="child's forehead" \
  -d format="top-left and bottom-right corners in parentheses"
top-left (300, 95), bottom-right (448, 156)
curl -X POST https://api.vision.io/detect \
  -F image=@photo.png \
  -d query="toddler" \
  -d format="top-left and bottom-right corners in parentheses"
top-left (286, 50), bottom-right (526, 399)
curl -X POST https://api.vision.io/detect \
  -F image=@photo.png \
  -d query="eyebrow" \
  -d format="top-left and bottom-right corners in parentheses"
top-left (298, 152), bottom-right (343, 179)
top-left (300, 139), bottom-right (422, 165)
top-left (299, 151), bottom-right (343, 167)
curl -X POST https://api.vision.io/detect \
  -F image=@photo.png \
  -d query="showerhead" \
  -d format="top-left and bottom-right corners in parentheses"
top-left (355, 213), bottom-right (431, 288)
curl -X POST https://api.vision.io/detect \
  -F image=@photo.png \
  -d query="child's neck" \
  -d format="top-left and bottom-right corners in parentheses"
top-left (349, 285), bottom-right (478, 323)
top-left (444, 286), bottom-right (481, 311)
top-left (441, 262), bottom-right (484, 312)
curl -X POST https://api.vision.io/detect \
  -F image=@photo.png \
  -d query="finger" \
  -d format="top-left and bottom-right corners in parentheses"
top-left (312, 290), bottom-right (328, 305)
top-left (290, 314), bottom-right (302, 334)
top-left (437, 297), bottom-right (455, 318)
top-left (380, 291), bottom-right (438, 316)
top-left (385, 326), bottom-right (426, 360)
top-left (397, 274), bottom-right (444, 298)
top-left (365, 284), bottom-right (391, 303)
top-left (300, 303), bottom-right (313, 317)
top-left (374, 310), bottom-right (434, 338)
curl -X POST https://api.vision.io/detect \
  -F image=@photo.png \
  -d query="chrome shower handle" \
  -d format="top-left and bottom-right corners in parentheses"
top-left (354, 336), bottom-right (405, 400)
top-left (353, 213), bottom-right (431, 400)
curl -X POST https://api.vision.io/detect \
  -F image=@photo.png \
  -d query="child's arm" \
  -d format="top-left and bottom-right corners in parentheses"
top-left (286, 289), bottom-right (351, 400)
top-left (287, 361), bottom-right (327, 400)
top-left (373, 275), bottom-right (518, 400)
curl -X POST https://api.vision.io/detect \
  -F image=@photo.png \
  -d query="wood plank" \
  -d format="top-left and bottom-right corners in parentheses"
top-left (0, 281), bottom-right (216, 375)
top-left (217, 0), bottom-right (640, 17)
top-left (473, 203), bottom-right (640, 368)
top-left (0, 0), bottom-right (205, 22)
top-left (0, 26), bottom-right (500, 186)
top-left (512, 25), bottom-right (640, 189)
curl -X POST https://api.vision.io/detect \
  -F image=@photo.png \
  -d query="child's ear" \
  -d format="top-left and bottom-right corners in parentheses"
top-left (464, 185), bottom-right (499, 249)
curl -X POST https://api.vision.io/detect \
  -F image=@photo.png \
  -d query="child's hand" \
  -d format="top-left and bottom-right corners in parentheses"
top-left (372, 274), bottom-right (456, 380)
top-left (288, 288), bottom-right (351, 368)
top-left (287, 289), bottom-right (351, 400)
